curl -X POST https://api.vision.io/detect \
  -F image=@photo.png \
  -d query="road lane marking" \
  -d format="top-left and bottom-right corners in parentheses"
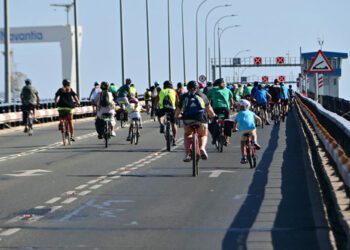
top-left (202, 170), bottom-right (236, 178)
top-left (50, 206), bottom-right (62, 213)
top-left (90, 184), bottom-right (102, 190)
top-left (87, 179), bottom-right (100, 184)
top-left (45, 197), bottom-right (62, 204)
top-left (0, 228), bottom-right (21, 236)
top-left (75, 184), bottom-right (88, 190)
top-left (108, 171), bottom-right (118, 175)
top-left (5, 169), bottom-right (52, 177)
top-left (61, 197), bottom-right (78, 204)
top-left (100, 179), bottom-right (112, 184)
top-left (78, 190), bottom-right (91, 196)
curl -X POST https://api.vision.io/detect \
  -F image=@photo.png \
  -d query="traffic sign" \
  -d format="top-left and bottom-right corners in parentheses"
top-left (262, 76), bottom-right (269, 82)
top-left (307, 50), bottom-right (334, 73)
top-left (198, 75), bottom-right (207, 82)
top-left (254, 57), bottom-right (262, 65)
top-left (276, 57), bottom-right (285, 64)
top-left (278, 75), bottom-right (286, 82)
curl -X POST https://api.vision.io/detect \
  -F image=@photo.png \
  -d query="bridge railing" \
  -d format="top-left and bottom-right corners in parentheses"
top-left (319, 95), bottom-right (350, 121)
top-left (297, 93), bottom-right (350, 187)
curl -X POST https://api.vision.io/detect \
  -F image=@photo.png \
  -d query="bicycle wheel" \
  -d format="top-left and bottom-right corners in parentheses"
top-left (219, 134), bottom-right (225, 153)
top-left (215, 137), bottom-right (220, 151)
top-left (134, 121), bottom-right (139, 145)
top-left (104, 123), bottom-right (109, 148)
top-left (166, 122), bottom-right (171, 151)
top-left (259, 109), bottom-right (264, 128)
top-left (61, 131), bottom-right (66, 146)
top-left (192, 134), bottom-right (198, 177)
top-left (28, 114), bottom-right (33, 136)
top-left (247, 145), bottom-right (253, 169)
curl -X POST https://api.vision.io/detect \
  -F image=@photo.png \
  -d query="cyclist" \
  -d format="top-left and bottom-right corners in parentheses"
top-left (175, 81), bottom-right (215, 162)
top-left (280, 82), bottom-right (289, 116)
top-left (109, 83), bottom-right (118, 96)
top-left (203, 82), bottom-right (213, 96)
top-left (88, 82), bottom-right (101, 113)
top-left (207, 78), bottom-right (234, 145)
top-left (20, 79), bottom-right (40, 133)
top-left (288, 85), bottom-right (295, 108)
top-left (129, 83), bottom-right (138, 98)
top-left (269, 79), bottom-right (282, 114)
top-left (116, 78), bottom-right (131, 106)
top-left (54, 79), bottom-right (80, 141)
top-left (95, 82), bottom-right (116, 139)
top-left (126, 97), bottom-right (144, 141)
top-left (234, 99), bottom-right (262, 164)
top-left (233, 83), bottom-right (243, 103)
top-left (150, 81), bottom-right (161, 118)
top-left (157, 81), bottom-right (179, 146)
top-left (176, 82), bottom-right (187, 99)
top-left (243, 82), bottom-right (253, 100)
top-left (144, 88), bottom-right (152, 114)
top-left (253, 84), bottom-right (272, 125)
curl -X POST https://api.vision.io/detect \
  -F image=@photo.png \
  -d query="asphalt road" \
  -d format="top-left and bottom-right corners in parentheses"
top-left (0, 111), bottom-right (333, 249)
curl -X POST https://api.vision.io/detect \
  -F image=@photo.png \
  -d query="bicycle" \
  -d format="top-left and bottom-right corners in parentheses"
top-left (212, 116), bottom-right (226, 153)
top-left (271, 102), bottom-right (280, 125)
top-left (116, 103), bottom-right (128, 128)
top-left (164, 112), bottom-right (173, 151)
top-left (188, 123), bottom-right (201, 177)
top-left (101, 113), bottom-right (113, 148)
top-left (58, 113), bottom-right (72, 146)
top-left (243, 132), bottom-right (257, 169)
top-left (130, 112), bottom-right (140, 145)
top-left (256, 105), bottom-right (265, 129)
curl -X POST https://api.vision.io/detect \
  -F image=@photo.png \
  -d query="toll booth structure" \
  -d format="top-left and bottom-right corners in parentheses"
top-left (301, 51), bottom-right (348, 98)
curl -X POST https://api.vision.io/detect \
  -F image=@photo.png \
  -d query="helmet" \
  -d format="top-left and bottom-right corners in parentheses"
top-left (274, 79), bottom-right (279, 84)
top-left (163, 80), bottom-right (173, 89)
top-left (253, 81), bottom-right (259, 87)
top-left (62, 79), bottom-right (71, 87)
top-left (206, 81), bottom-right (213, 87)
top-left (94, 81), bottom-right (100, 87)
top-left (101, 81), bottom-right (109, 91)
top-left (25, 79), bottom-right (32, 85)
top-left (289, 85), bottom-right (292, 88)
top-left (239, 99), bottom-right (251, 110)
top-left (154, 81), bottom-right (159, 86)
top-left (279, 82), bottom-right (284, 86)
top-left (125, 78), bottom-right (132, 85)
top-left (247, 82), bottom-right (252, 87)
top-left (177, 82), bottom-right (183, 88)
top-left (187, 81), bottom-right (198, 91)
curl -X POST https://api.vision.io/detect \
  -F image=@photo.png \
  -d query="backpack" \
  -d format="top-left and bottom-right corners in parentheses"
top-left (99, 92), bottom-right (110, 107)
top-left (182, 93), bottom-right (206, 121)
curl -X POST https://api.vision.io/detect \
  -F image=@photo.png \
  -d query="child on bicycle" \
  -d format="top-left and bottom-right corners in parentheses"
top-left (234, 99), bottom-right (262, 164)
top-left (126, 98), bottom-right (145, 141)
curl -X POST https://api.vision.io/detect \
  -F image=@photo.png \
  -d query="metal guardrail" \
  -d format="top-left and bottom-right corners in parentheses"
top-left (319, 95), bottom-right (350, 121)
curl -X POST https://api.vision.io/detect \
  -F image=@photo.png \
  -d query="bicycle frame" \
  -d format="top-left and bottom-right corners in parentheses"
top-left (59, 114), bottom-right (72, 146)
top-left (165, 112), bottom-right (173, 151)
top-left (244, 132), bottom-right (257, 169)
top-left (190, 125), bottom-right (200, 177)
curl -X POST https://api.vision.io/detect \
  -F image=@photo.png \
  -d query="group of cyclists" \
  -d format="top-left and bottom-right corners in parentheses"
top-left (20, 76), bottom-right (295, 165)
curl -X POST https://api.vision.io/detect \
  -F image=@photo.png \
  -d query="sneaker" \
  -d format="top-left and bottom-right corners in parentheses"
top-left (183, 154), bottom-right (191, 162)
top-left (266, 121), bottom-right (271, 125)
top-left (240, 156), bottom-right (248, 164)
top-left (70, 137), bottom-right (75, 142)
top-left (111, 131), bottom-right (116, 137)
top-left (172, 138), bottom-right (176, 146)
top-left (200, 149), bottom-right (208, 160)
top-left (24, 127), bottom-right (28, 133)
top-left (254, 142), bottom-right (261, 150)
top-left (211, 138), bottom-right (216, 145)
top-left (160, 124), bottom-right (165, 134)
top-left (98, 135), bottom-right (103, 139)
top-left (139, 124), bottom-right (143, 129)
top-left (126, 135), bottom-right (131, 141)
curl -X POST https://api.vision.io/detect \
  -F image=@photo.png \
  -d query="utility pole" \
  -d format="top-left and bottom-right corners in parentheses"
top-left (4, 0), bottom-right (11, 103)
top-left (73, 0), bottom-right (80, 97)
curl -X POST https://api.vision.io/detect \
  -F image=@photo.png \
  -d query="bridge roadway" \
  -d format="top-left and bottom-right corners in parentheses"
top-left (0, 110), bottom-right (333, 249)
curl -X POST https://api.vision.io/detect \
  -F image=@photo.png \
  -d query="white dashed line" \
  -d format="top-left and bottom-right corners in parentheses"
top-left (108, 171), bottom-right (118, 175)
top-left (50, 206), bottom-right (62, 213)
top-left (45, 197), bottom-right (62, 204)
top-left (78, 190), bottom-right (91, 196)
top-left (75, 184), bottom-right (88, 190)
top-left (90, 184), bottom-right (102, 190)
top-left (0, 228), bottom-right (21, 236)
top-left (61, 197), bottom-right (78, 204)
top-left (100, 179), bottom-right (112, 184)
top-left (87, 179), bottom-right (100, 184)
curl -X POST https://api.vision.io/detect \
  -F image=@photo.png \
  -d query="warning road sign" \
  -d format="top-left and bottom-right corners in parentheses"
top-left (307, 50), bottom-right (334, 73)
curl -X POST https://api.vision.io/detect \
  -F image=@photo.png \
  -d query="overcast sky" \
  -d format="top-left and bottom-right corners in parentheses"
top-left (0, 0), bottom-right (349, 99)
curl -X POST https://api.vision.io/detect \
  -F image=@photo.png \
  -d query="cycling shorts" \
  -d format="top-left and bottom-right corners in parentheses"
top-left (213, 108), bottom-right (230, 119)
top-left (256, 103), bottom-right (268, 111)
top-left (281, 99), bottom-right (289, 106)
top-left (239, 129), bottom-right (257, 142)
top-left (158, 108), bottom-right (176, 124)
top-left (58, 107), bottom-right (74, 118)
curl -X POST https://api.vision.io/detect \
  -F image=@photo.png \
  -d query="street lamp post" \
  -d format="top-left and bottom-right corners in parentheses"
top-left (119, 0), bottom-right (125, 85)
top-left (196, 0), bottom-right (208, 80)
top-left (167, 0), bottom-right (171, 80)
top-left (205, 4), bottom-right (231, 79)
top-left (145, 0), bottom-right (151, 88)
top-left (218, 25), bottom-right (240, 78)
top-left (4, 0), bottom-right (10, 103)
top-left (213, 14), bottom-right (236, 80)
top-left (73, 0), bottom-right (80, 97)
top-left (181, 0), bottom-right (186, 83)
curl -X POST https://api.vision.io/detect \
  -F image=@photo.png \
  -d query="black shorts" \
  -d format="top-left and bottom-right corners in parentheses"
top-left (158, 109), bottom-right (176, 123)
top-left (281, 99), bottom-right (289, 106)
top-left (213, 108), bottom-right (229, 119)
top-left (257, 103), bottom-right (268, 111)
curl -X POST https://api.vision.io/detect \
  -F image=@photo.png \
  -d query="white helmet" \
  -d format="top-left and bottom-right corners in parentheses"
top-left (239, 99), bottom-right (251, 110)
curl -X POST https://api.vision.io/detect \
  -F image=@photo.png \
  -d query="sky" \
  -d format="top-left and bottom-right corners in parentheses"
top-left (0, 0), bottom-right (349, 100)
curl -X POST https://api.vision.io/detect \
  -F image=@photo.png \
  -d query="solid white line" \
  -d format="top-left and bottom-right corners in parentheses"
top-left (100, 179), bottom-right (112, 184)
top-left (78, 190), bottom-right (91, 196)
top-left (45, 197), bottom-right (61, 204)
top-left (130, 167), bottom-right (139, 170)
top-left (0, 228), bottom-right (21, 236)
top-left (75, 184), bottom-right (88, 190)
top-left (61, 197), bottom-right (77, 204)
top-left (111, 175), bottom-right (121, 179)
top-left (90, 184), bottom-right (102, 190)
top-left (108, 171), bottom-right (118, 175)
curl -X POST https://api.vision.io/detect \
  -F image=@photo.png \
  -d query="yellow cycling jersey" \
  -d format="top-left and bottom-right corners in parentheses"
top-left (159, 88), bottom-right (177, 110)
top-left (129, 86), bottom-right (137, 97)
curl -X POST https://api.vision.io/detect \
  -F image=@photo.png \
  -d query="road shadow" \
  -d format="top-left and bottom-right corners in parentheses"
top-left (221, 124), bottom-right (280, 249)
